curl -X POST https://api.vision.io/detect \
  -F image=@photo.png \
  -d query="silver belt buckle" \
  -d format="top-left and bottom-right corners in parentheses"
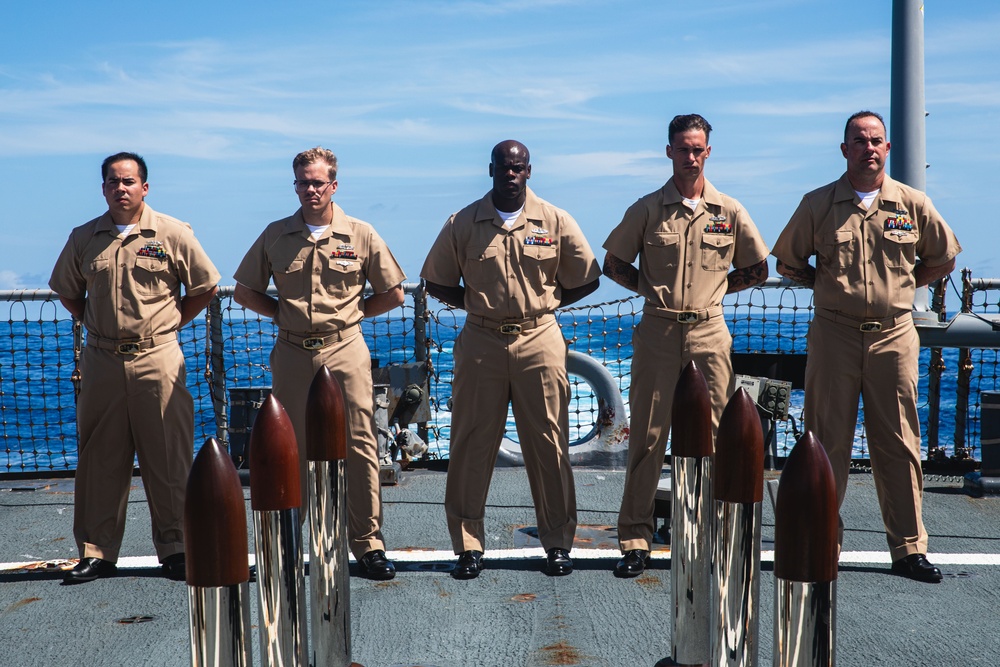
top-left (676, 311), bottom-right (699, 324)
top-left (860, 321), bottom-right (882, 333)
top-left (499, 323), bottom-right (522, 335)
top-left (117, 342), bottom-right (141, 355)
top-left (302, 337), bottom-right (326, 350)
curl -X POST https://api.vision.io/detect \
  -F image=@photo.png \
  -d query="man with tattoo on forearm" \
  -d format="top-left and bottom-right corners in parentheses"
top-left (602, 114), bottom-right (769, 577)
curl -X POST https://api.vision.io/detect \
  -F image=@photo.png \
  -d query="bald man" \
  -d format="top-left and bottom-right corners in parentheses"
top-left (421, 140), bottom-right (601, 579)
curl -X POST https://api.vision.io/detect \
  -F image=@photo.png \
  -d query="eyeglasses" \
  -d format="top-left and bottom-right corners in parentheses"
top-left (293, 179), bottom-right (334, 192)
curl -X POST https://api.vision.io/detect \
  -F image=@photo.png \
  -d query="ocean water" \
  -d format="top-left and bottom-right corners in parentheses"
top-left (0, 309), bottom-right (992, 474)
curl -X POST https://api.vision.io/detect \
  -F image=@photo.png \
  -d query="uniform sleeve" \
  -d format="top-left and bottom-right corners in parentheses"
top-left (732, 207), bottom-right (770, 270)
top-left (557, 213), bottom-right (601, 290)
top-left (234, 230), bottom-right (274, 293)
top-left (771, 196), bottom-right (816, 269)
top-left (914, 194), bottom-right (962, 267)
top-left (602, 199), bottom-right (646, 264)
top-left (173, 225), bottom-right (221, 296)
top-left (420, 217), bottom-right (463, 287)
top-left (48, 231), bottom-right (85, 299)
top-left (364, 226), bottom-right (406, 294)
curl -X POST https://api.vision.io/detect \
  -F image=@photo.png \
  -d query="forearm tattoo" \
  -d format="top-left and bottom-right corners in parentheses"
top-left (726, 260), bottom-right (768, 294)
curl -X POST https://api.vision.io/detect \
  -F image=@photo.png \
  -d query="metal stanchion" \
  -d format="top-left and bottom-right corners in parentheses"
top-left (773, 432), bottom-right (838, 667)
top-left (712, 389), bottom-right (764, 667)
top-left (670, 360), bottom-right (714, 667)
top-left (185, 437), bottom-right (252, 667)
top-left (249, 395), bottom-right (308, 666)
top-left (306, 366), bottom-right (355, 667)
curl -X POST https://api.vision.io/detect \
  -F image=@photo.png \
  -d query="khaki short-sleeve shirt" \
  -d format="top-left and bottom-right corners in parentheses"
top-left (420, 188), bottom-right (600, 319)
top-left (771, 173), bottom-right (962, 319)
top-left (48, 205), bottom-right (220, 339)
top-left (603, 179), bottom-right (769, 312)
top-left (234, 203), bottom-right (405, 334)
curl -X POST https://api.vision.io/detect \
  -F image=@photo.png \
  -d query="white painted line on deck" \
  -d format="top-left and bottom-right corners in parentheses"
top-left (4, 548), bottom-right (1000, 573)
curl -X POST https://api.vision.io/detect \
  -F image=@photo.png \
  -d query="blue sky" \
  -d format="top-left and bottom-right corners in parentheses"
top-left (2, 1), bottom-right (998, 304)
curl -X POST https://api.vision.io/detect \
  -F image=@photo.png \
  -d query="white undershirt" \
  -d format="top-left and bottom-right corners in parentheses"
top-left (496, 205), bottom-right (524, 229)
top-left (855, 189), bottom-right (880, 210)
top-left (306, 224), bottom-right (329, 240)
top-left (682, 197), bottom-right (700, 212)
top-left (116, 224), bottom-right (136, 237)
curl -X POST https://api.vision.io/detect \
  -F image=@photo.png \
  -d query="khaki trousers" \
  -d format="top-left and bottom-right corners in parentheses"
top-left (617, 315), bottom-right (733, 552)
top-left (804, 315), bottom-right (926, 560)
top-left (74, 342), bottom-right (192, 562)
top-left (445, 316), bottom-right (576, 553)
top-left (270, 328), bottom-right (384, 559)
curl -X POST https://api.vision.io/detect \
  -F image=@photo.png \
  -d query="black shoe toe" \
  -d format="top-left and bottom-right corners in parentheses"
top-left (359, 550), bottom-right (396, 581)
top-left (161, 553), bottom-right (186, 581)
top-left (545, 548), bottom-right (573, 576)
top-left (452, 550), bottom-right (484, 580)
top-left (63, 557), bottom-right (117, 585)
top-left (614, 549), bottom-right (650, 578)
top-left (891, 553), bottom-right (942, 583)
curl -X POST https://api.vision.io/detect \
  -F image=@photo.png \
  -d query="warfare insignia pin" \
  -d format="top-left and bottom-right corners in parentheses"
top-left (531, 227), bottom-right (549, 235)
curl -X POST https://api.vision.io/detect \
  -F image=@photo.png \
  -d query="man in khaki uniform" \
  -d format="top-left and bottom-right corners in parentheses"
top-left (234, 147), bottom-right (404, 580)
top-left (773, 111), bottom-right (961, 583)
top-left (50, 152), bottom-right (220, 584)
top-left (421, 140), bottom-right (601, 580)
top-left (603, 114), bottom-right (769, 577)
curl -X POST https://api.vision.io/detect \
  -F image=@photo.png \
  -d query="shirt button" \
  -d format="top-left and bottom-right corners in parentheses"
top-left (687, 262), bottom-right (693, 267)
top-left (687, 283), bottom-right (692, 288)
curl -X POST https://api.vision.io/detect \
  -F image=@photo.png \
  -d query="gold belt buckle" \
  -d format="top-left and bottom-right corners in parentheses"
top-left (302, 337), bottom-right (326, 350)
top-left (860, 321), bottom-right (882, 333)
top-left (676, 311), bottom-right (699, 324)
top-left (499, 323), bottom-right (522, 335)
top-left (117, 342), bottom-right (141, 355)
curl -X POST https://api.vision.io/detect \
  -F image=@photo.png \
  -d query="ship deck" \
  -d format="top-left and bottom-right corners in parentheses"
top-left (2, 465), bottom-right (999, 666)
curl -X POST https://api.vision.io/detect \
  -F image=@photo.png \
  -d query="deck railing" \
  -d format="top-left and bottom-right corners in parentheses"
top-left (2, 274), bottom-right (998, 477)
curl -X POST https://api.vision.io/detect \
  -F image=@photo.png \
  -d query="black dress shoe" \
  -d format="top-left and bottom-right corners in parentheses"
top-left (891, 553), bottom-right (942, 583)
top-left (161, 553), bottom-right (186, 581)
top-left (545, 548), bottom-right (573, 576)
top-left (614, 549), bottom-right (650, 578)
top-left (452, 550), bottom-right (484, 580)
top-left (358, 549), bottom-right (396, 581)
top-left (63, 557), bottom-right (117, 585)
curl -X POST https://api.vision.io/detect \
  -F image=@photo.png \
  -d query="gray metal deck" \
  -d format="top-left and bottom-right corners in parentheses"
top-left (2, 466), bottom-right (998, 666)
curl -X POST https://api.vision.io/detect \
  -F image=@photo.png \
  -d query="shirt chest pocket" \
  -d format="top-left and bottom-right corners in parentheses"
top-left (643, 232), bottom-right (680, 282)
top-left (273, 257), bottom-right (306, 294)
top-left (822, 230), bottom-right (855, 272)
top-left (132, 256), bottom-right (173, 297)
top-left (83, 257), bottom-right (112, 297)
top-left (463, 244), bottom-right (500, 288)
top-left (523, 244), bottom-right (558, 262)
top-left (700, 234), bottom-right (735, 272)
top-left (325, 255), bottom-right (363, 294)
top-left (882, 230), bottom-right (918, 270)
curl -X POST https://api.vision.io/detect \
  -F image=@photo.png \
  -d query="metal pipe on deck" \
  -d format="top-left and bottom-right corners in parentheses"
top-left (185, 437), bottom-right (253, 667)
top-left (249, 395), bottom-right (308, 666)
top-left (712, 389), bottom-right (764, 667)
top-left (306, 366), bottom-right (353, 667)
top-left (773, 432), bottom-right (838, 667)
top-left (670, 360), bottom-right (714, 666)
